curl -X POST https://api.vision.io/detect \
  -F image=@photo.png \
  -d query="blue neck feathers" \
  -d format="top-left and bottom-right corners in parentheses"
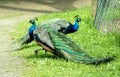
top-left (73, 20), bottom-right (79, 31)
top-left (29, 22), bottom-right (36, 39)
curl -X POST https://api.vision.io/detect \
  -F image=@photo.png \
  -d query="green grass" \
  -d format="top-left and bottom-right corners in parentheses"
top-left (12, 7), bottom-right (120, 77)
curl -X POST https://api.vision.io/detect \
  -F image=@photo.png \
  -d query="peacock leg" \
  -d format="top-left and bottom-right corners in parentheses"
top-left (34, 48), bottom-right (43, 56)
top-left (45, 50), bottom-right (47, 57)
top-left (34, 48), bottom-right (49, 57)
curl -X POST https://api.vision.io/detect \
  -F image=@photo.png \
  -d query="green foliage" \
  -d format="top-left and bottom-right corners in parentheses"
top-left (12, 7), bottom-right (120, 77)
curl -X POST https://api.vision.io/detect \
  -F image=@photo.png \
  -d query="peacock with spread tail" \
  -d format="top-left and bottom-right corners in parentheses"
top-left (18, 15), bottom-right (81, 45)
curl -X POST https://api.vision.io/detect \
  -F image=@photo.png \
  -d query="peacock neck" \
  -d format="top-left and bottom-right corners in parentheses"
top-left (29, 22), bottom-right (36, 39)
top-left (72, 20), bottom-right (79, 31)
top-left (74, 20), bottom-right (79, 26)
top-left (32, 22), bottom-right (36, 30)
top-left (32, 22), bottom-right (36, 26)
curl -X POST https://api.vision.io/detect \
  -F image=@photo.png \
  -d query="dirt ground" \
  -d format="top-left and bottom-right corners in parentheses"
top-left (0, 0), bottom-right (93, 77)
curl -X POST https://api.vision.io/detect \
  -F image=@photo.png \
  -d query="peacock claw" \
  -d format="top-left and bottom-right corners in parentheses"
top-left (34, 50), bottom-right (38, 56)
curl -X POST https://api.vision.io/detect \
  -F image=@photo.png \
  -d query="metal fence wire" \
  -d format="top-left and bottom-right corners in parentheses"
top-left (94, 0), bottom-right (120, 32)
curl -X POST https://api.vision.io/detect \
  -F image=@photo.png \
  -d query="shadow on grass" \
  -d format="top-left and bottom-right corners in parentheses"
top-left (12, 43), bottom-right (38, 52)
top-left (25, 52), bottom-right (57, 59)
top-left (0, 0), bottom-right (78, 13)
top-left (0, 4), bottom-right (56, 13)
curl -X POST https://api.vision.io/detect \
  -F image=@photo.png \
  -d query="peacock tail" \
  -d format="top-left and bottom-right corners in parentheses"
top-left (33, 27), bottom-right (113, 65)
top-left (17, 33), bottom-right (33, 45)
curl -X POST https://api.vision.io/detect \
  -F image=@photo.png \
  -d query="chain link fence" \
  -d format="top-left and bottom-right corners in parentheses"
top-left (94, 0), bottom-right (120, 32)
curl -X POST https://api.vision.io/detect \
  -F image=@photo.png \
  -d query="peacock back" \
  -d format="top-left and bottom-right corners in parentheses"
top-left (18, 18), bottom-right (70, 45)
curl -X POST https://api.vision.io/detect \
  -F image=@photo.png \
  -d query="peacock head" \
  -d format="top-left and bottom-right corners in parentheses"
top-left (29, 17), bottom-right (38, 25)
top-left (29, 19), bottom-right (35, 24)
top-left (76, 18), bottom-right (81, 22)
top-left (74, 15), bottom-right (81, 22)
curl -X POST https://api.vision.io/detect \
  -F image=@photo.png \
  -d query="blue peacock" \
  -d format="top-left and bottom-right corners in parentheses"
top-left (18, 15), bottom-right (81, 45)
top-left (17, 16), bottom-right (113, 65)
top-left (63, 15), bottom-right (81, 34)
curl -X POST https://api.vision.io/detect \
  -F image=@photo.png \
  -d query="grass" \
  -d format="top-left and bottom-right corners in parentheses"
top-left (12, 7), bottom-right (120, 77)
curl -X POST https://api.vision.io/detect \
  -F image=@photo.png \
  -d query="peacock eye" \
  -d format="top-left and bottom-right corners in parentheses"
top-left (78, 18), bottom-right (81, 21)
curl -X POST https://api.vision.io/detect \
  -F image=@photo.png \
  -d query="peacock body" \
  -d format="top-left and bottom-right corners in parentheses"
top-left (33, 26), bottom-right (113, 65)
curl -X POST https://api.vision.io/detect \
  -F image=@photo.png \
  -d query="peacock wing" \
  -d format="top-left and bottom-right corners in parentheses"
top-left (33, 27), bottom-right (55, 50)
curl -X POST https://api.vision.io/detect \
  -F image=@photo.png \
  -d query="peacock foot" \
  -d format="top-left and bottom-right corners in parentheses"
top-left (34, 48), bottom-right (43, 56)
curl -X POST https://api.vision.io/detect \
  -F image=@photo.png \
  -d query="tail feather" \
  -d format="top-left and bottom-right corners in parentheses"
top-left (18, 33), bottom-right (33, 45)
top-left (90, 57), bottom-right (113, 65)
top-left (48, 30), bottom-right (113, 65)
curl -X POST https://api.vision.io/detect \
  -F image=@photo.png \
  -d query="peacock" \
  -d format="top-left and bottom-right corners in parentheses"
top-left (62, 15), bottom-right (81, 34)
top-left (16, 16), bottom-right (113, 65)
top-left (18, 17), bottom-right (38, 45)
top-left (18, 15), bottom-right (81, 45)
top-left (33, 26), bottom-right (113, 65)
